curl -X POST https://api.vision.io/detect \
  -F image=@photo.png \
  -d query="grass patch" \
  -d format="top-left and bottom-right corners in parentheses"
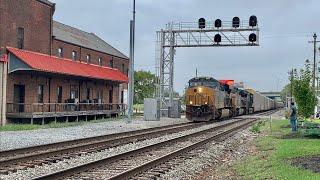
top-left (0, 124), bottom-right (41, 131)
top-left (235, 119), bottom-right (320, 180)
top-left (250, 121), bottom-right (266, 133)
top-left (0, 116), bottom-right (125, 132)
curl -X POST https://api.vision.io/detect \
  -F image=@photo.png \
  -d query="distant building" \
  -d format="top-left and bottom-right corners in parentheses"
top-left (0, 0), bottom-right (128, 125)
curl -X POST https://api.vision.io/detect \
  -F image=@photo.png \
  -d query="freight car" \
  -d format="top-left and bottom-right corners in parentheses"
top-left (186, 77), bottom-right (276, 122)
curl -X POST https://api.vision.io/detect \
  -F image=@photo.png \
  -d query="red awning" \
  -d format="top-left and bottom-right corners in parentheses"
top-left (7, 47), bottom-right (128, 83)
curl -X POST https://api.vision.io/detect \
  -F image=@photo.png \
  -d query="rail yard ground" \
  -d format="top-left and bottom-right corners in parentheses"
top-left (194, 110), bottom-right (320, 180)
top-left (1, 110), bottom-right (320, 179)
top-left (0, 117), bottom-right (188, 151)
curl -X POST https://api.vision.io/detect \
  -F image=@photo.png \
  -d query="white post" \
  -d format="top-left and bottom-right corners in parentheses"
top-left (0, 56), bottom-right (8, 126)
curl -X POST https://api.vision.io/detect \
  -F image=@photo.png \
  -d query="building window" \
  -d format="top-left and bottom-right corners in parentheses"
top-left (17, 27), bottom-right (24, 49)
top-left (72, 51), bottom-right (77, 60)
top-left (122, 64), bottom-right (125, 73)
top-left (110, 58), bottom-right (114, 68)
top-left (38, 85), bottom-right (44, 103)
top-left (57, 86), bottom-right (62, 103)
top-left (86, 54), bottom-right (91, 63)
top-left (98, 57), bottom-right (103, 66)
top-left (58, 47), bottom-right (63, 58)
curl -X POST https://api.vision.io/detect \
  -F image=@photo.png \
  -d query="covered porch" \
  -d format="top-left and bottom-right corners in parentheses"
top-left (5, 47), bottom-right (128, 124)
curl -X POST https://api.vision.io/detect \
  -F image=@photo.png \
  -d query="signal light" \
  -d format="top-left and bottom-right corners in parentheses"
top-left (215, 19), bottom-right (222, 28)
top-left (198, 18), bottom-right (206, 29)
top-left (232, 17), bottom-right (240, 28)
top-left (214, 34), bottom-right (221, 43)
top-left (249, 33), bottom-right (257, 42)
top-left (249, 15), bottom-right (257, 27)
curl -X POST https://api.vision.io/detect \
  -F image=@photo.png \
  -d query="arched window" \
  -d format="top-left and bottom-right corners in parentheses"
top-left (99, 57), bottom-right (103, 66)
top-left (86, 54), bottom-right (91, 63)
top-left (58, 47), bottom-right (63, 57)
top-left (72, 51), bottom-right (77, 60)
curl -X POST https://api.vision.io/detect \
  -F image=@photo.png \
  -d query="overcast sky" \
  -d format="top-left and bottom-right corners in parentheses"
top-left (51, 0), bottom-right (320, 94)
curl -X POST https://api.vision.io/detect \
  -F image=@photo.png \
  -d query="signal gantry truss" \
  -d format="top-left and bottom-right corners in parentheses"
top-left (155, 17), bottom-right (260, 117)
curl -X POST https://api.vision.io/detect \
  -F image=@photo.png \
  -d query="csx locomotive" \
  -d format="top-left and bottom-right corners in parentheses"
top-left (185, 77), bottom-right (281, 122)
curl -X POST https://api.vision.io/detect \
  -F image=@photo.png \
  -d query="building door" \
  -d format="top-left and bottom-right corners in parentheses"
top-left (13, 84), bottom-right (25, 112)
top-left (109, 87), bottom-right (113, 104)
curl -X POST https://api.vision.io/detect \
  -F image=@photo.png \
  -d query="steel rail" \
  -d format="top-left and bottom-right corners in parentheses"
top-left (0, 109), bottom-right (278, 176)
top-left (109, 119), bottom-right (255, 180)
top-left (0, 122), bottom-right (206, 172)
top-left (0, 122), bottom-right (192, 157)
top-left (32, 118), bottom-right (255, 180)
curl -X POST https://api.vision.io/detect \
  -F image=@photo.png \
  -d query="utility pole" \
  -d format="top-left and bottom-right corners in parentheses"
top-left (128, 0), bottom-right (136, 123)
top-left (313, 33), bottom-right (317, 90)
top-left (308, 33), bottom-right (320, 91)
top-left (290, 69), bottom-right (293, 104)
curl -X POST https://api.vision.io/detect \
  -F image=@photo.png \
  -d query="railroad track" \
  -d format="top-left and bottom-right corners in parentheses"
top-left (0, 110), bottom-right (277, 179)
top-left (0, 122), bottom-right (208, 175)
top-left (31, 117), bottom-right (257, 180)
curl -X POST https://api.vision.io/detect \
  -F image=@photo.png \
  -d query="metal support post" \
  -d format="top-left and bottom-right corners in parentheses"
top-left (127, 0), bottom-right (135, 123)
top-left (168, 30), bottom-right (175, 117)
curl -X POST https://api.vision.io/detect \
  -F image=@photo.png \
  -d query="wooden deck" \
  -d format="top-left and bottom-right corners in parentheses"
top-left (6, 110), bottom-right (121, 119)
top-left (6, 103), bottom-right (126, 121)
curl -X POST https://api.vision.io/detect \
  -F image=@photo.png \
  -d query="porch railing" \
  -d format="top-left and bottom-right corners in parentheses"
top-left (6, 103), bottom-right (127, 115)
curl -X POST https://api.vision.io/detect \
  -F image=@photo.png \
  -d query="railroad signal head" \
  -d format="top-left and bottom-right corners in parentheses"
top-left (249, 33), bottom-right (257, 42)
top-left (198, 18), bottom-right (206, 29)
top-left (215, 19), bottom-right (222, 28)
top-left (249, 15), bottom-right (258, 27)
top-left (232, 17), bottom-right (240, 28)
top-left (214, 34), bottom-right (222, 43)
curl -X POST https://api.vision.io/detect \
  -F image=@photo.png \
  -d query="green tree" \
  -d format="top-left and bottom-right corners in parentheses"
top-left (280, 84), bottom-right (291, 102)
top-left (292, 61), bottom-right (317, 118)
top-left (134, 71), bottom-right (157, 104)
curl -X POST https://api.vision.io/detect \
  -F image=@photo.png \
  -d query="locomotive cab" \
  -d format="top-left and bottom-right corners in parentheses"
top-left (186, 77), bottom-right (222, 121)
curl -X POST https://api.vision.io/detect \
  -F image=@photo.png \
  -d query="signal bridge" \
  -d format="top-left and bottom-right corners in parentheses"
top-left (155, 17), bottom-right (260, 118)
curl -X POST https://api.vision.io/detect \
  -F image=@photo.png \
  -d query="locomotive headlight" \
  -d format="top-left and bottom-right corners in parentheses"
top-left (189, 101), bottom-right (193, 105)
top-left (198, 87), bottom-right (203, 93)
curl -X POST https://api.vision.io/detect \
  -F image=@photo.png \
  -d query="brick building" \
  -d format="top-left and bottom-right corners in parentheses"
top-left (0, 0), bottom-right (129, 125)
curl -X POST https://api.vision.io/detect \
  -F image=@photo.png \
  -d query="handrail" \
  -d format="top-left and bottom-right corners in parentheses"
top-left (6, 103), bottom-right (127, 114)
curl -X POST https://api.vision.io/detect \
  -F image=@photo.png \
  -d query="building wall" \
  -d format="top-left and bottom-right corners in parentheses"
top-left (52, 39), bottom-right (129, 91)
top-left (0, 0), bottom-right (53, 55)
top-left (1, 0), bottom-right (128, 119)
top-left (52, 39), bottom-right (129, 75)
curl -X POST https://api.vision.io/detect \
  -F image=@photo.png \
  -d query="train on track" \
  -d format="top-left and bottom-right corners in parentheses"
top-left (185, 77), bottom-right (283, 122)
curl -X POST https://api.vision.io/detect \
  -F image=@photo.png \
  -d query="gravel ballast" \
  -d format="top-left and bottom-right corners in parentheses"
top-left (0, 117), bottom-right (189, 151)
top-left (0, 119), bottom-right (237, 180)
top-left (161, 128), bottom-right (258, 180)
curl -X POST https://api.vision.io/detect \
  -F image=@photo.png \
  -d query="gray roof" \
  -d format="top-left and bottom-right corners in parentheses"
top-left (53, 21), bottom-right (128, 59)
